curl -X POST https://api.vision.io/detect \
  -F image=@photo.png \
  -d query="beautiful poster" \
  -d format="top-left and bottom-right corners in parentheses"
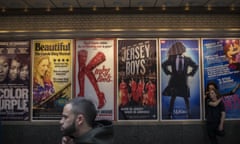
top-left (202, 38), bottom-right (240, 119)
top-left (117, 38), bottom-right (158, 121)
top-left (160, 39), bottom-right (201, 120)
top-left (75, 39), bottom-right (115, 120)
top-left (0, 41), bottom-right (30, 121)
top-left (32, 39), bottom-right (73, 121)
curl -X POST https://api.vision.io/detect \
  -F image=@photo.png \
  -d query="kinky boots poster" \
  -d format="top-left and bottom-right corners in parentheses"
top-left (75, 39), bottom-right (115, 120)
top-left (0, 41), bottom-right (30, 121)
top-left (117, 38), bottom-right (158, 121)
top-left (32, 39), bottom-right (73, 121)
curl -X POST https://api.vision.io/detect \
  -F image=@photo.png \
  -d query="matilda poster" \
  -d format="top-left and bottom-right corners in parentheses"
top-left (75, 39), bottom-right (115, 120)
top-left (160, 39), bottom-right (201, 120)
top-left (202, 38), bottom-right (240, 119)
top-left (32, 39), bottom-right (73, 121)
top-left (117, 38), bottom-right (158, 121)
top-left (0, 41), bottom-right (30, 121)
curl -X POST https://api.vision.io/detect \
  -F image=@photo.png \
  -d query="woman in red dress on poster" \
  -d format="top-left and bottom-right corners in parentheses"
top-left (145, 79), bottom-right (156, 106)
top-left (119, 79), bottom-right (129, 106)
top-left (136, 78), bottom-right (145, 103)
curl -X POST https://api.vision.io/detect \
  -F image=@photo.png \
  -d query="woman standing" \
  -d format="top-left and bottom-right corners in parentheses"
top-left (206, 89), bottom-right (225, 144)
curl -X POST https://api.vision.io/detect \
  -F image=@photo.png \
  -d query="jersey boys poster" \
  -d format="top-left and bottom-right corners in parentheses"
top-left (117, 38), bottom-right (158, 121)
top-left (75, 39), bottom-right (115, 120)
top-left (0, 41), bottom-right (30, 121)
top-left (32, 39), bottom-right (73, 121)
top-left (202, 38), bottom-right (240, 119)
top-left (160, 39), bottom-right (201, 120)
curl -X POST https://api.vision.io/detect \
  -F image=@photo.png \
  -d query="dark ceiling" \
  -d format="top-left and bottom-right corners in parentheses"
top-left (0, 0), bottom-right (240, 15)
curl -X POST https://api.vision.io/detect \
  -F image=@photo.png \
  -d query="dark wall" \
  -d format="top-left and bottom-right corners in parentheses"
top-left (2, 121), bottom-right (240, 144)
top-left (0, 13), bottom-right (240, 144)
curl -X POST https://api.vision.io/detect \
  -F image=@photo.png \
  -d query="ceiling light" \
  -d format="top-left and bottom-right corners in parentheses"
top-left (184, 3), bottom-right (190, 11)
top-left (161, 4), bottom-right (166, 11)
top-left (230, 4), bottom-right (235, 11)
top-left (115, 6), bottom-right (120, 11)
top-left (69, 5), bottom-right (73, 12)
top-left (207, 4), bottom-right (212, 11)
top-left (1, 7), bottom-right (6, 13)
top-left (46, 6), bottom-right (51, 12)
top-left (92, 5), bottom-right (97, 11)
top-left (138, 6), bottom-right (143, 11)
top-left (24, 7), bottom-right (28, 12)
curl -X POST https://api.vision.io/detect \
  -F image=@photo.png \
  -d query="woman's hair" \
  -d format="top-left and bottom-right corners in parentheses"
top-left (34, 56), bottom-right (52, 81)
top-left (206, 81), bottom-right (218, 91)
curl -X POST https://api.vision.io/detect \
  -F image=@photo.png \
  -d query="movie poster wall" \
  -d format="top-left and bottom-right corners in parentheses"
top-left (160, 39), bottom-right (201, 120)
top-left (117, 38), bottom-right (158, 121)
top-left (202, 38), bottom-right (240, 119)
top-left (0, 41), bottom-right (30, 121)
top-left (31, 39), bottom-right (73, 121)
top-left (75, 39), bottom-right (115, 120)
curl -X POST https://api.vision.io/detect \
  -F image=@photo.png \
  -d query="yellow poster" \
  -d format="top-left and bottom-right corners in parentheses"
top-left (31, 39), bottom-right (73, 121)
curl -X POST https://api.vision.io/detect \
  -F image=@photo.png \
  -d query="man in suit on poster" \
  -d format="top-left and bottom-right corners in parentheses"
top-left (162, 42), bottom-right (198, 119)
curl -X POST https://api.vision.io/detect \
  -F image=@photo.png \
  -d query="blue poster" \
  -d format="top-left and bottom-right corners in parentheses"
top-left (160, 39), bottom-right (201, 120)
top-left (202, 38), bottom-right (240, 119)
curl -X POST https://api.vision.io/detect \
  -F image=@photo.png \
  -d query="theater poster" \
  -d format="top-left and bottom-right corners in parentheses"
top-left (0, 41), bottom-right (30, 121)
top-left (31, 39), bottom-right (73, 121)
top-left (160, 39), bottom-right (201, 121)
top-left (75, 39), bottom-right (115, 120)
top-left (202, 38), bottom-right (240, 119)
top-left (117, 38), bottom-right (158, 121)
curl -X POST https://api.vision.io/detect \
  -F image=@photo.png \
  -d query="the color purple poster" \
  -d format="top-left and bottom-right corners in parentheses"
top-left (0, 41), bottom-right (30, 121)
top-left (202, 38), bottom-right (240, 119)
top-left (160, 39), bottom-right (201, 121)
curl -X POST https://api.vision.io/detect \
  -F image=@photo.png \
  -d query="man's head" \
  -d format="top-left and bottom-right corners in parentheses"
top-left (60, 97), bottom-right (97, 137)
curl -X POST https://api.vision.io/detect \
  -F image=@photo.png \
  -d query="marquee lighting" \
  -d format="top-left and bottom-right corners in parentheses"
top-left (184, 3), bottom-right (190, 11)
top-left (92, 5), bottom-right (97, 11)
top-left (207, 4), bottom-right (212, 11)
top-left (46, 6), bottom-right (51, 12)
top-left (138, 5), bottom-right (144, 11)
top-left (230, 4), bottom-right (235, 11)
top-left (161, 4), bottom-right (166, 11)
top-left (1, 7), bottom-right (6, 13)
top-left (69, 5), bottom-right (73, 12)
top-left (115, 6), bottom-right (120, 11)
top-left (24, 7), bottom-right (28, 12)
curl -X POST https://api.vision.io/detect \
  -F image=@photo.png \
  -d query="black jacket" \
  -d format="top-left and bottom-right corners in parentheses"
top-left (74, 120), bottom-right (113, 144)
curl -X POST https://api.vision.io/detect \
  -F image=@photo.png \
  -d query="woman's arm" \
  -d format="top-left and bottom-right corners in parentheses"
top-left (208, 97), bottom-right (222, 107)
top-left (218, 111), bottom-right (226, 131)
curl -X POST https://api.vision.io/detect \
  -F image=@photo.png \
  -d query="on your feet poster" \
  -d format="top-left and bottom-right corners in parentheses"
top-left (160, 39), bottom-right (201, 121)
top-left (75, 38), bottom-right (115, 120)
top-left (117, 38), bottom-right (158, 121)
top-left (202, 38), bottom-right (240, 119)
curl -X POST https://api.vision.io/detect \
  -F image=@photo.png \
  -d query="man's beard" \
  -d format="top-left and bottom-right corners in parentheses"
top-left (62, 121), bottom-right (77, 137)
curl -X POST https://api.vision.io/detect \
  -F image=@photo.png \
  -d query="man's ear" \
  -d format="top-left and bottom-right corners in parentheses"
top-left (76, 114), bottom-right (84, 125)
